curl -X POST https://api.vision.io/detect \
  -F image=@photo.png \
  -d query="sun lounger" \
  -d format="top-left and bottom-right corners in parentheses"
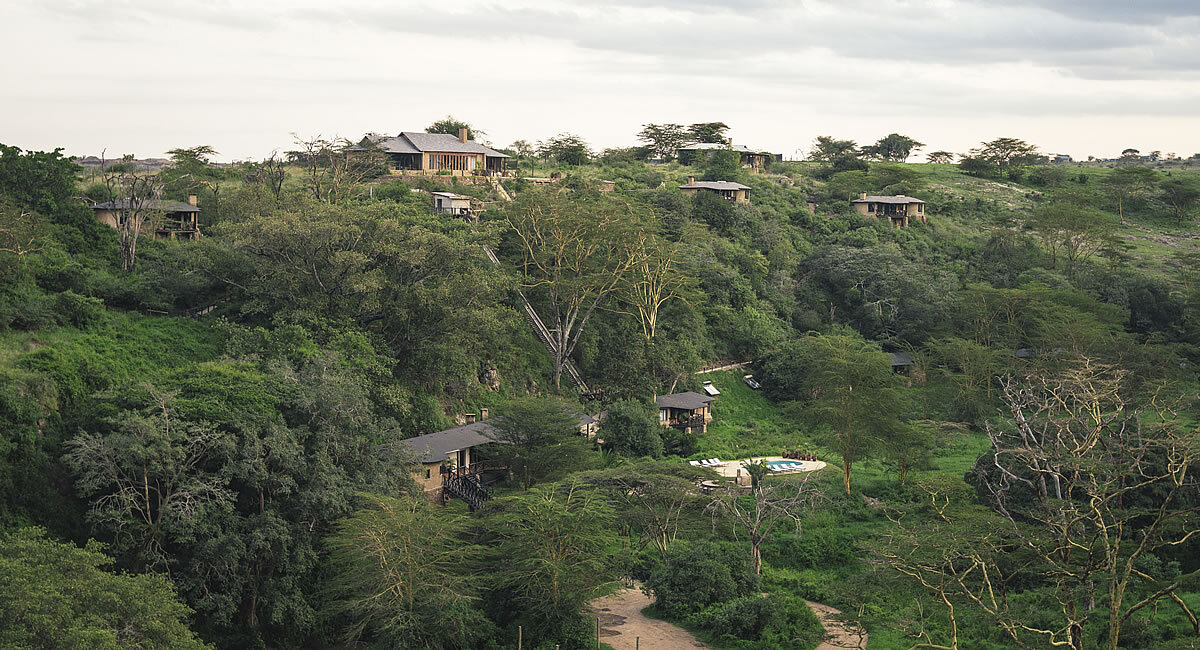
top-left (709, 458), bottom-right (723, 466)
top-left (689, 460), bottom-right (702, 466)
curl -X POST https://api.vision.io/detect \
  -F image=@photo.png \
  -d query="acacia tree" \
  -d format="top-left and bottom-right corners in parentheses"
top-left (687, 121), bottom-right (730, 144)
top-left (782, 332), bottom-right (910, 494)
top-left (1161, 177), bottom-right (1200, 226)
top-left (926, 151), bottom-right (956, 164)
top-left (488, 480), bottom-right (616, 643)
top-left (1029, 201), bottom-right (1118, 269)
top-left (637, 123), bottom-right (689, 160)
top-left (808, 136), bottom-right (858, 162)
top-left (426, 115), bottom-right (484, 142)
top-left (289, 135), bottom-right (382, 203)
top-left (324, 493), bottom-right (492, 648)
top-left (861, 133), bottom-right (926, 162)
top-left (537, 133), bottom-right (592, 165)
top-left (706, 470), bottom-right (822, 574)
top-left (1101, 167), bottom-right (1157, 218)
top-left (882, 362), bottom-right (1200, 650)
top-left (620, 234), bottom-right (691, 340)
top-left (504, 189), bottom-right (641, 388)
top-left (509, 139), bottom-right (536, 176)
top-left (101, 154), bottom-right (168, 271)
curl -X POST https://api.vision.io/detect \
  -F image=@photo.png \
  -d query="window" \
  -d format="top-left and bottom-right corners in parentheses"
top-left (425, 468), bottom-right (431, 479)
top-left (659, 409), bottom-right (668, 422)
top-left (868, 203), bottom-right (875, 212)
top-left (917, 203), bottom-right (924, 213)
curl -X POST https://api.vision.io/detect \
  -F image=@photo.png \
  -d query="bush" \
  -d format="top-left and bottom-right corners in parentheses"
top-left (645, 541), bottom-right (758, 618)
top-left (53, 291), bottom-right (104, 329)
top-left (599, 399), bottom-right (663, 458)
top-left (763, 528), bottom-right (856, 571)
top-left (690, 593), bottom-right (825, 649)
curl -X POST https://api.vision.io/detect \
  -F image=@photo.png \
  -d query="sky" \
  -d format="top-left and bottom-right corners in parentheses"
top-left (2, 0), bottom-right (1198, 162)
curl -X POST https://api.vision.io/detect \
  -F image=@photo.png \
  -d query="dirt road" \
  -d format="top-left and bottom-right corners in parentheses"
top-left (591, 588), bottom-right (708, 649)
top-left (807, 600), bottom-right (869, 649)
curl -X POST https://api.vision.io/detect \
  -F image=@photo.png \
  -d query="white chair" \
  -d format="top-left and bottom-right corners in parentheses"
top-left (689, 460), bottom-right (702, 466)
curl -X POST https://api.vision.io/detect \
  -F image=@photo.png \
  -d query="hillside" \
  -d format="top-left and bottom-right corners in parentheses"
top-left (1, 142), bottom-right (1198, 649)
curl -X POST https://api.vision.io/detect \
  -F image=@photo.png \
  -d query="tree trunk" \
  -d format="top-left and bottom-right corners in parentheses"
top-left (843, 462), bottom-right (853, 495)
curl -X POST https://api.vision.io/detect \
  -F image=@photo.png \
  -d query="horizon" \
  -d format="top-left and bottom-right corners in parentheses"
top-left (4, 0), bottom-right (1199, 162)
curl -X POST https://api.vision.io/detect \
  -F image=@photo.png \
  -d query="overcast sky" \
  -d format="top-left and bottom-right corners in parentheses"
top-left (3, 0), bottom-right (1198, 161)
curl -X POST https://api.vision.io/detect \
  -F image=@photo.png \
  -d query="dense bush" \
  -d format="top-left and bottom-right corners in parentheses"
top-left (645, 541), bottom-right (759, 618)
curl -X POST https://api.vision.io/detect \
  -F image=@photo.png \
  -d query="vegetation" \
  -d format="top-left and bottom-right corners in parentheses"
top-left (2, 128), bottom-right (1199, 650)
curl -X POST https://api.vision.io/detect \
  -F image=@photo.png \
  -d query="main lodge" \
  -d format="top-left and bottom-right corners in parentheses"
top-left (351, 128), bottom-right (509, 176)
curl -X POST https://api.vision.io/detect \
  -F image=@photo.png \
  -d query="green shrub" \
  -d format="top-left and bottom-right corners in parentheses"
top-left (645, 541), bottom-right (758, 618)
top-left (763, 528), bottom-right (856, 571)
top-left (53, 291), bottom-right (104, 329)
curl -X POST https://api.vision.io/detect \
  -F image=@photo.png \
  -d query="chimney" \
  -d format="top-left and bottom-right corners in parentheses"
top-left (480, 407), bottom-right (488, 420)
top-left (727, 138), bottom-right (733, 146)
top-left (687, 176), bottom-right (695, 185)
top-left (458, 127), bottom-right (468, 144)
top-left (859, 192), bottom-right (868, 200)
top-left (187, 194), bottom-right (198, 206)
top-left (464, 413), bottom-right (476, 424)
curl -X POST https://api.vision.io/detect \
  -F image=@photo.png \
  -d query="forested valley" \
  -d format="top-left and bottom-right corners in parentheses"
top-left (1, 126), bottom-right (1199, 650)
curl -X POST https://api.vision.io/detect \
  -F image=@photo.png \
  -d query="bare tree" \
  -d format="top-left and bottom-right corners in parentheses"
top-left (881, 361), bottom-right (1200, 650)
top-left (242, 153), bottom-right (288, 199)
top-left (706, 464), bottom-right (823, 574)
top-left (289, 135), bottom-right (383, 204)
top-left (101, 153), bottom-right (168, 271)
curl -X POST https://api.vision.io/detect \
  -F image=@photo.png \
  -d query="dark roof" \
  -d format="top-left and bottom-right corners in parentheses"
top-left (398, 413), bottom-right (597, 463)
top-left (400, 421), bottom-right (498, 464)
top-left (851, 195), bottom-right (925, 205)
top-left (356, 132), bottom-right (509, 158)
top-left (91, 199), bottom-right (199, 213)
top-left (656, 392), bottom-right (716, 410)
top-left (679, 180), bottom-right (751, 191)
top-left (889, 352), bottom-right (914, 366)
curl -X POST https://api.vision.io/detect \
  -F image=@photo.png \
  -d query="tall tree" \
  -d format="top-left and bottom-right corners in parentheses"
top-left (596, 399), bottom-right (663, 458)
top-left (687, 122), bottom-right (730, 144)
top-left (288, 134), bottom-right (382, 204)
top-left (861, 133), bottom-right (926, 162)
top-left (324, 493), bottom-right (493, 648)
top-left (926, 150), bottom-right (956, 164)
top-left (1101, 167), bottom-right (1157, 218)
top-left (779, 332), bottom-right (910, 494)
top-left (637, 123), bottom-right (689, 160)
top-left (1161, 177), bottom-right (1200, 226)
top-left (503, 188), bottom-right (641, 388)
top-left (486, 397), bottom-right (594, 490)
top-left (620, 234), bottom-right (692, 340)
top-left (1029, 201), bottom-right (1118, 269)
top-left (537, 133), bottom-right (592, 166)
top-left (808, 136), bottom-right (858, 162)
top-left (487, 480), bottom-right (616, 643)
top-left (100, 153), bottom-right (168, 271)
top-left (968, 137), bottom-right (1040, 172)
top-left (509, 139), bottom-right (535, 176)
top-left (883, 362), bottom-right (1200, 650)
top-left (706, 470), bottom-right (822, 574)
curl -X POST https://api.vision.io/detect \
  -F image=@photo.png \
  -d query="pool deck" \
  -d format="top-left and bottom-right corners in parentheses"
top-left (709, 456), bottom-right (827, 482)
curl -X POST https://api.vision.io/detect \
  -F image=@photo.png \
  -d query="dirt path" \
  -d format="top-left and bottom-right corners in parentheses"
top-left (807, 600), bottom-right (869, 649)
top-left (591, 588), bottom-right (708, 649)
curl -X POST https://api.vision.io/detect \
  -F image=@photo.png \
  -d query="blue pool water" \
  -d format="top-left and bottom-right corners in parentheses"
top-left (766, 460), bottom-right (801, 470)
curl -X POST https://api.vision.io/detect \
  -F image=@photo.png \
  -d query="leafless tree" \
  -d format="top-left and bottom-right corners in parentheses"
top-left (880, 361), bottom-right (1200, 650)
top-left (707, 465), bottom-right (823, 575)
top-left (101, 153), bottom-right (168, 271)
top-left (290, 135), bottom-right (383, 204)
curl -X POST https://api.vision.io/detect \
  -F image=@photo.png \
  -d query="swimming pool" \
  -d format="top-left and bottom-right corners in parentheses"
top-left (766, 460), bottom-right (803, 471)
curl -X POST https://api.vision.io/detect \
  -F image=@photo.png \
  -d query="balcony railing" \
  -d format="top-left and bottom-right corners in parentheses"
top-left (441, 461), bottom-right (503, 482)
top-left (669, 415), bottom-right (707, 431)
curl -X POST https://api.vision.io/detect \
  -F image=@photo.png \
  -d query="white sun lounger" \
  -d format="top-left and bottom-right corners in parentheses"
top-left (689, 460), bottom-right (702, 466)
top-left (708, 458), bottom-right (723, 466)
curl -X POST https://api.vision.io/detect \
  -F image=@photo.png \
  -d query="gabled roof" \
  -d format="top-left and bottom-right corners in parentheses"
top-left (358, 132), bottom-right (510, 158)
top-left (656, 392), bottom-right (716, 410)
top-left (679, 180), bottom-right (751, 191)
top-left (91, 199), bottom-right (199, 213)
top-left (430, 191), bottom-right (468, 199)
top-left (889, 352), bottom-right (914, 367)
top-left (398, 413), bottom-right (596, 463)
top-left (400, 421), bottom-right (498, 464)
top-left (851, 195), bottom-right (925, 205)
